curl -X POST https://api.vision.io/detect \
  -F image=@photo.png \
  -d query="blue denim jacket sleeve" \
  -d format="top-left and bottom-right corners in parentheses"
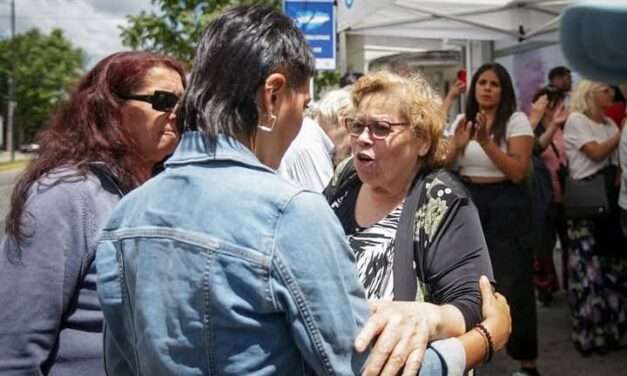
top-left (271, 190), bottom-right (370, 375)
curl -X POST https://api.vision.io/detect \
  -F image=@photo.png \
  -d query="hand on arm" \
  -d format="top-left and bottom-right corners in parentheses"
top-left (460, 276), bottom-right (511, 370)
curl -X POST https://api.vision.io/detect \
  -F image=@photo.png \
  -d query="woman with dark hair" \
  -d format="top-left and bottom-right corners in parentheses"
top-left (95, 6), bottom-right (510, 376)
top-left (445, 63), bottom-right (539, 376)
top-left (528, 86), bottom-right (569, 303)
top-left (0, 51), bottom-right (185, 375)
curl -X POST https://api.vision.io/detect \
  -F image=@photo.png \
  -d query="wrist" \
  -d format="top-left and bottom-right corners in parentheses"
top-left (478, 138), bottom-right (492, 148)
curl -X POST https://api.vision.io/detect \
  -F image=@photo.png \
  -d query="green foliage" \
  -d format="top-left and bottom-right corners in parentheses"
top-left (0, 28), bottom-right (86, 143)
top-left (314, 70), bottom-right (340, 99)
top-left (120, 0), bottom-right (281, 65)
top-left (121, 0), bottom-right (340, 96)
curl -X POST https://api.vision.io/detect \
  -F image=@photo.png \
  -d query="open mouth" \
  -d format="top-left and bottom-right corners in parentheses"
top-left (356, 152), bottom-right (374, 163)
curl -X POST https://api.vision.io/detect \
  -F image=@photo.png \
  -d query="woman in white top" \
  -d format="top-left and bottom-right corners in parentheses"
top-left (562, 80), bottom-right (627, 355)
top-left (445, 63), bottom-right (540, 376)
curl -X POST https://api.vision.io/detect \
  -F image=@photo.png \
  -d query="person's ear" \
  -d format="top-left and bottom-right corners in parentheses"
top-left (416, 132), bottom-right (431, 158)
top-left (258, 73), bottom-right (287, 116)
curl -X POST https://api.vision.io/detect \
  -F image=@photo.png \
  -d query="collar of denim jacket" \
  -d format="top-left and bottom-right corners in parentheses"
top-left (165, 131), bottom-right (275, 173)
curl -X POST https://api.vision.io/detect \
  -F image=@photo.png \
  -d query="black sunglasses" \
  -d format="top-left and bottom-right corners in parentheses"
top-left (118, 90), bottom-right (180, 112)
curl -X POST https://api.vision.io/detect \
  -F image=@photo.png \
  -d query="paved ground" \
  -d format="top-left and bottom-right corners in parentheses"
top-left (479, 290), bottom-right (627, 375)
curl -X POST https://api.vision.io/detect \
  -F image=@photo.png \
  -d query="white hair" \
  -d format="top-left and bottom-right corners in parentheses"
top-left (312, 88), bottom-right (353, 129)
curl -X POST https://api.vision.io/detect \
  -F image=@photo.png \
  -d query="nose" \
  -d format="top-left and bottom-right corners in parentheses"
top-left (355, 125), bottom-right (374, 145)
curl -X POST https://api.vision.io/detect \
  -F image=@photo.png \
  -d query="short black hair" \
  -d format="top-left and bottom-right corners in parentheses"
top-left (548, 66), bottom-right (571, 81)
top-left (177, 5), bottom-right (315, 143)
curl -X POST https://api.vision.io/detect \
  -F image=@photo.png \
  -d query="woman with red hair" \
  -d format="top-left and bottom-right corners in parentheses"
top-left (0, 51), bottom-right (185, 375)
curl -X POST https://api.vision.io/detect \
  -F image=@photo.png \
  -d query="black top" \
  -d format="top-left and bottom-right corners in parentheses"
top-left (328, 168), bottom-right (494, 330)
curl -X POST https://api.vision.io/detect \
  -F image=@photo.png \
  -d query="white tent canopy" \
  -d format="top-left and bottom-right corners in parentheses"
top-left (338, 0), bottom-right (573, 43)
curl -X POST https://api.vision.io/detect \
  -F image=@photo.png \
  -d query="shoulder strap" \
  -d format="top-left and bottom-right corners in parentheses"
top-left (392, 172), bottom-right (429, 301)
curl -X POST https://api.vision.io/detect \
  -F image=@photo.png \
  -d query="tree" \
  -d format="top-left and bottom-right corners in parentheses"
top-left (0, 28), bottom-right (86, 143)
top-left (120, 0), bottom-right (281, 65)
top-left (121, 0), bottom-right (340, 98)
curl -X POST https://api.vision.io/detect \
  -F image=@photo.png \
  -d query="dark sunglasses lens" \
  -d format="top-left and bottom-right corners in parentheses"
top-left (152, 91), bottom-right (179, 112)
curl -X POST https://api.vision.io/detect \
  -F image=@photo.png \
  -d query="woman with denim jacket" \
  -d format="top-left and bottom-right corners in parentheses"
top-left (95, 6), bottom-right (510, 376)
top-left (0, 51), bottom-right (186, 375)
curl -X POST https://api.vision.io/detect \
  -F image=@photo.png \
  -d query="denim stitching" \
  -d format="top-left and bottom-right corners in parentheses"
top-left (272, 254), bottom-right (335, 376)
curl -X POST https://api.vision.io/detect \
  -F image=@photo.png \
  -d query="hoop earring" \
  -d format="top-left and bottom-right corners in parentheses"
top-left (257, 113), bottom-right (277, 132)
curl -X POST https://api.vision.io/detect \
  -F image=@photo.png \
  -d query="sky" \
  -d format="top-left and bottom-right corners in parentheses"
top-left (0, 0), bottom-right (156, 66)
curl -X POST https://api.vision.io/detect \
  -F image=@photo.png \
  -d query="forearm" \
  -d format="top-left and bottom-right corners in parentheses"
top-left (444, 140), bottom-right (462, 167)
top-left (583, 133), bottom-right (620, 161)
top-left (459, 326), bottom-right (490, 370)
top-left (538, 124), bottom-right (559, 150)
top-left (424, 303), bottom-right (466, 340)
top-left (481, 140), bottom-right (529, 183)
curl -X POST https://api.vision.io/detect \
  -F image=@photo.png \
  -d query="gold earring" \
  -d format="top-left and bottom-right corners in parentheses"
top-left (257, 113), bottom-right (277, 132)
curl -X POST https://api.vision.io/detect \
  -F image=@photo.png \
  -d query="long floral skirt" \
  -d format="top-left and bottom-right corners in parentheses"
top-left (567, 219), bottom-right (627, 353)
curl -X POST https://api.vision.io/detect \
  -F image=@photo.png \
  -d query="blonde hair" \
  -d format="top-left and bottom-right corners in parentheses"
top-left (569, 79), bottom-right (609, 115)
top-left (351, 70), bottom-right (446, 168)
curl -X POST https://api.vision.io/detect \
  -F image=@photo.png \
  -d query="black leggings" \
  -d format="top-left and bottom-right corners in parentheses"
top-left (465, 180), bottom-right (538, 361)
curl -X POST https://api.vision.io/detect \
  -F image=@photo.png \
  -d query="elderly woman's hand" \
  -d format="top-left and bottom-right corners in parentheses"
top-left (354, 300), bottom-right (447, 376)
top-left (478, 276), bottom-right (511, 351)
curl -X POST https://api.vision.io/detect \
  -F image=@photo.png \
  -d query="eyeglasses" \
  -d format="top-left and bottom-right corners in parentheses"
top-left (344, 117), bottom-right (410, 140)
top-left (118, 90), bottom-right (180, 112)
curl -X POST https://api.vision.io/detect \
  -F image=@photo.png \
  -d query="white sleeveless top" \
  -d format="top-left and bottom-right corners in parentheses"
top-left (446, 112), bottom-right (533, 178)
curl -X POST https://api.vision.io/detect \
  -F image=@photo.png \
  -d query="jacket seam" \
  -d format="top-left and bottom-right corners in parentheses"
top-left (272, 254), bottom-right (335, 376)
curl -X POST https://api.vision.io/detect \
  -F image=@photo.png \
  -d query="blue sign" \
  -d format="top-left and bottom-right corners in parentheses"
top-left (284, 0), bottom-right (336, 70)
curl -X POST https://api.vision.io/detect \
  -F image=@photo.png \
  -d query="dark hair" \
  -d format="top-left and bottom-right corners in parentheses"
top-left (548, 66), bottom-right (571, 82)
top-left (340, 71), bottom-right (364, 88)
top-left (532, 85), bottom-right (566, 109)
top-left (612, 85), bottom-right (626, 103)
top-left (6, 51), bottom-right (186, 244)
top-left (177, 5), bottom-right (314, 143)
top-left (465, 63), bottom-right (517, 143)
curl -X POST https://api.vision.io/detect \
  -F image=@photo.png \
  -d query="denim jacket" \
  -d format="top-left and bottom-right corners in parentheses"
top-left (96, 132), bottom-right (461, 375)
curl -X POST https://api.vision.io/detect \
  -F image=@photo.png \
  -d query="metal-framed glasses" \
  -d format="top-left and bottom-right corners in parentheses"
top-left (118, 90), bottom-right (180, 112)
top-left (344, 117), bottom-right (410, 140)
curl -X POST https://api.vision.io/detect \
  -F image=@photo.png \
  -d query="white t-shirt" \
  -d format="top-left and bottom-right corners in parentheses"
top-left (446, 112), bottom-right (533, 178)
top-left (618, 126), bottom-right (627, 210)
top-left (278, 117), bottom-right (335, 192)
top-left (563, 112), bottom-right (619, 180)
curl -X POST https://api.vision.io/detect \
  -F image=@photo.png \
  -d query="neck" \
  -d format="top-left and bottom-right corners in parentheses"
top-left (236, 131), bottom-right (285, 169)
top-left (135, 164), bottom-right (153, 184)
top-left (364, 162), bottom-right (422, 205)
top-left (587, 110), bottom-right (605, 123)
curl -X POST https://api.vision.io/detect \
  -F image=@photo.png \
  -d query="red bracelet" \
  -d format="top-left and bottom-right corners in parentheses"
top-left (475, 323), bottom-right (494, 363)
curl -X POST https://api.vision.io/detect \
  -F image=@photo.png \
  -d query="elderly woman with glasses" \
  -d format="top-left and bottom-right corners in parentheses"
top-left (0, 51), bottom-right (185, 375)
top-left (325, 70), bottom-right (503, 372)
